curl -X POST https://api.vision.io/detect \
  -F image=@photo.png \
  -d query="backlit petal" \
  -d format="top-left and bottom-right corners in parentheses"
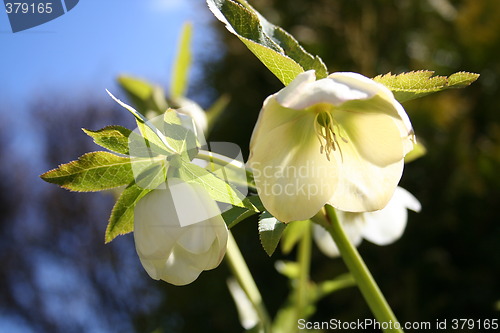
top-left (248, 98), bottom-right (338, 222)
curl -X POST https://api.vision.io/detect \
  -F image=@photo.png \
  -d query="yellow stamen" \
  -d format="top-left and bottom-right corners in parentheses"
top-left (313, 110), bottom-right (348, 161)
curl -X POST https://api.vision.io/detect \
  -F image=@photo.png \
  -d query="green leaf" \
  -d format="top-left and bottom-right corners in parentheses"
top-left (105, 184), bottom-right (151, 243)
top-left (105, 164), bottom-right (167, 243)
top-left (222, 195), bottom-right (264, 228)
top-left (163, 108), bottom-right (198, 159)
top-left (373, 71), bottom-right (480, 102)
top-left (280, 220), bottom-right (309, 254)
top-left (178, 160), bottom-right (246, 207)
top-left (258, 212), bottom-right (286, 256)
top-left (170, 22), bottom-right (193, 99)
top-left (117, 75), bottom-right (167, 115)
top-left (107, 90), bottom-right (175, 155)
top-left (83, 125), bottom-right (132, 155)
top-left (207, 0), bottom-right (328, 85)
top-left (40, 152), bottom-right (134, 192)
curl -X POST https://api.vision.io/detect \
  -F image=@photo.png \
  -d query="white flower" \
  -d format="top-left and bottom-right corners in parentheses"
top-left (313, 187), bottom-right (421, 257)
top-left (248, 70), bottom-right (415, 222)
top-left (134, 178), bottom-right (228, 285)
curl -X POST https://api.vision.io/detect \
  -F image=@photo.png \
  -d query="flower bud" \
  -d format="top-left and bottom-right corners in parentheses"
top-left (134, 178), bottom-right (228, 285)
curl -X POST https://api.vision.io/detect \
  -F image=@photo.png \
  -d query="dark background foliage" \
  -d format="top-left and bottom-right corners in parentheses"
top-left (0, 0), bottom-right (498, 332)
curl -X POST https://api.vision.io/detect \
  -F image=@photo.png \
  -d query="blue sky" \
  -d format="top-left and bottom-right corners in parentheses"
top-left (0, 0), bottom-right (221, 172)
top-left (0, 0), bottom-right (219, 110)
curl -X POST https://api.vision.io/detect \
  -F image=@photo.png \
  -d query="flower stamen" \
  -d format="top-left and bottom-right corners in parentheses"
top-left (314, 111), bottom-right (348, 161)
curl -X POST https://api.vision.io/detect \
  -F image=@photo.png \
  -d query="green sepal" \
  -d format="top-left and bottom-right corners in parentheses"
top-left (207, 0), bottom-right (328, 85)
top-left (40, 151), bottom-right (134, 192)
top-left (82, 125), bottom-right (132, 155)
top-left (258, 212), bottom-right (287, 256)
top-left (373, 70), bottom-right (480, 102)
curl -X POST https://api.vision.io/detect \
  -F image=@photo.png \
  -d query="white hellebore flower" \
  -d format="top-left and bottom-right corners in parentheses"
top-left (248, 70), bottom-right (415, 222)
top-left (134, 178), bottom-right (228, 285)
top-left (313, 187), bottom-right (421, 257)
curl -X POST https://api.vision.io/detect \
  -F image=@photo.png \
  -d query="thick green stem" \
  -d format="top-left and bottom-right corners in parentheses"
top-left (225, 231), bottom-right (272, 333)
top-left (295, 220), bottom-right (312, 328)
top-left (323, 205), bottom-right (403, 333)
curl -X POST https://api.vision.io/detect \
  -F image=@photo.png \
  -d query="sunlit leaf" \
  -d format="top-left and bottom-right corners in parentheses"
top-left (207, 0), bottom-right (328, 85)
top-left (40, 152), bottom-right (134, 192)
top-left (83, 125), bottom-right (132, 155)
top-left (107, 90), bottom-right (175, 154)
top-left (117, 75), bottom-right (167, 115)
top-left (170, 22), bottom-right (193, 99)
top-left (178, 160), bottom-right (246, 207)
top-left (163, 108), bottom-right (198, 159)
top-left (259, 212), bottom-right (286, 256)
top-left (105, 184), bottom-right (151, 243)
top-left (373, 71), bottom-right (480, 102)
top-left (105, 164), bottom-right (167, 243)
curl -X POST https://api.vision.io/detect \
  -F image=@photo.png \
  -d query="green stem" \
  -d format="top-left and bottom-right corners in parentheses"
top-left (197, 150), bottom-right (256, 191)
top-left (323, 205), bottom-right (403, 333)
top-left (295, 220), bottom-right (312, 330)
top-left (225, 231), bottom-right (272, 333)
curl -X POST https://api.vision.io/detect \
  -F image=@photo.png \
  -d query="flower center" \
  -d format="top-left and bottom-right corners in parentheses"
top-left (313, 107), bottom-right (348, 161)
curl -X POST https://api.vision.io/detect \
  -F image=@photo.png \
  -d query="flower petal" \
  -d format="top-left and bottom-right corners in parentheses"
top-left (325, 113), bottom-right (404, 213)
top-left (248, 98), bottom-right (338, 222)
top-left (134, 179), bottom-right (228, 284)
top-left (277, 71), bottom-right (371, 110)
top-left (361, 187), bottom-right (421, 245)
top-left (134, 189), bottom-right (184, 259)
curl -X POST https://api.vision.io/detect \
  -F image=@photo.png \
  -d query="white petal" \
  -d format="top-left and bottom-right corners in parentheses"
top-left (277, 71), bottom-right (372, 110)
top-left (361, 187), bottom-right (421, 245)
top-left (168, 178), bottom-right (222, 227)
top-left (327, 114), bottom-right (405, 212)
top-left (275, 70), bottom-right (317, 108)
top-left (142, 222), bottom-right (226, 285)
top-left (248, 98), bottom-right (338, 222)
top-left (134, 189), bottom-right (184, 258)
top-left (134, 179), bottom-right (228, 284)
